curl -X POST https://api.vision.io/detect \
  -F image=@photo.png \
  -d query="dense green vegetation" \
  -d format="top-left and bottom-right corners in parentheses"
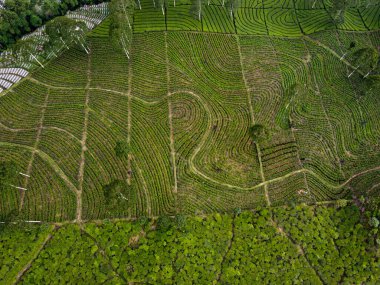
top-left (0, 1), bottom-right (379, 283)
top-left (0, 0), bottom-right (107, 50)
top-left (0, 204), bottom-right (379, 284)
top-left (0, 223), bottom-right (53, 284)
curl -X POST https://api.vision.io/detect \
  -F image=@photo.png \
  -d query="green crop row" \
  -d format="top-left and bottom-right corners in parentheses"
top-left (132, 4), bottom-right (380, 35)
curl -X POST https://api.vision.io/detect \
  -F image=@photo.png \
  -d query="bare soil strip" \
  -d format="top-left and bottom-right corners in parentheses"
top-left (168, 101), bottom-right (178, 194)
top-left (76, 49), bottom-right (92, 223)
top-left (19, 89), bottom-right (50, 211)
top-left (236, 35), bottom-right (269, 206)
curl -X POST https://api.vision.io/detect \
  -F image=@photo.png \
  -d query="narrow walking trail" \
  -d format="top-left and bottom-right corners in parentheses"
top-left (76, 48), bottom-right (92, 223)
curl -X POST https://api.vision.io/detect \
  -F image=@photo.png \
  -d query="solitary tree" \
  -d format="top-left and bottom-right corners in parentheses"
top-left (249, 124), bottom-right (271, 144)
top-left (157, 215), bottom-right (173, 232)
top-left (102, 180), bottom-right (129, 208)
top-left (114, 140), bottom-right (129, 158)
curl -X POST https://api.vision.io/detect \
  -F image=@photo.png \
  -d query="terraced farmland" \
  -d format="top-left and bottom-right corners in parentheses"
top-left (1, 2), bottom-right (380, 223)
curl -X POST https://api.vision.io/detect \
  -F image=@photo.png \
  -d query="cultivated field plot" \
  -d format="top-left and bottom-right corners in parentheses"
top-left (1, 20), bottom-right (380, 221)
top-left (131, 0), bottom-right (380, 34)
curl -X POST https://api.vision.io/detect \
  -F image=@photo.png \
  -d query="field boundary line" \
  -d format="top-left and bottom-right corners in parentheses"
top-left (357, 8), bottom-right (370, 31)
top-left (76, 47), bottom-right (92, 223)
top-left (133, 157), bottom-right (152, 216)
top-left (236, 35), bottom-right (269, 206)
top-left (0, 142), bottom-right (79, 194)
top-left (291, 0), bottom-right (304, 34)
top-left (127, 63), bottom-right (132, 186)
top-left (165, 32), bottom-right (178, 198)
top-left (0, 199), bottom-right (350, 224)
top-left (168, 101), bottom-right (178, 194)
top-left (303, 35), bottom-right (365, 76)
top-left (368, 183), bottom-right (380, 193)
top-left (26, 77), bottom-right (85, 90)
top-left (0, 122), bottom-right (37, 132)
top-left (19, 88), bottom-right (50, 211)
top-left (0, 123), bottom-right (81, 142)
top-left (303, 38), bottom-right (345, 179)
top-left (268, 36), bottom-right (312, 198)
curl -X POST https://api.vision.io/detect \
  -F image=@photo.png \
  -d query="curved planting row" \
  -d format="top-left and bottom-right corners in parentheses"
top-left (43, 89), bottom-right (86, 139)
top-left (130, 99), bottom-right (175, 216)
top-left (297, 9), bottom-right (335, 34)
top-left (265, 9), bottom-right (302, 37)
top-left (291, 89), bottom-right (345, 184)
top-left (261, 140), bottom-right (301, 180)
top-left (239, 36), bottom-right (283, 128)
top-left (267, 172), bottom-right (311, 206)
top-left (359, 6), bottom-right (380, 30)
top-left (170, 91), bottom-right (267, 214)
top-left (273, 38), bottom-right (346, 186)
top-left (38, 129), bottom-right (82, 188)
top-left (167, 6), bottom-right (202, 31)
top-left (239, 34), bottom-right (378, 201)
top-left (31, 46), bottom-right (89, 88)
top-left (0, 128), bottom-right (37, 148)
top-left (348, 170), bottom-right (380, 197)
top-left (89, 38), bottom-right (130, 93)
top-left (338, 8), bottom-right (368, 31)
top-left (263, 0), bottom-right (293, 9)
top-left (202, 5), bottom-right (235, 33)
top-left (132, 3), bottom-right (379, 35)
top-left (2, 26), bottom-right (379, 220)
top-left (0, 81), bottom-right (47, 130)
top-left (168, 32), bottom-right (262, 188)
top-left (305, 38), bottom-right (380, 178)
top-left (293, 0), bottom-right (324, 9)
top-left (240, 0), bottom-right (263, 8)
top-left (133, 6), bottom-right (166, 33)
top-left (82, 90), bottom-right (132, 219)
top-left (131, 33), bottom-right (168, 102)
top-left (235, 8), bottom-right (267, 35)
top-left (21, 155), bottom-right (77, 222)
top-left (0, 146), bottom-right (28, 219)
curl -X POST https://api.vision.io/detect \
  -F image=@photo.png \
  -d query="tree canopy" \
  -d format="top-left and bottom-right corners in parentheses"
top-left (0, 0), bottom-right (105, 51)
top-left (249, 124), bottom-right (271, 144)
